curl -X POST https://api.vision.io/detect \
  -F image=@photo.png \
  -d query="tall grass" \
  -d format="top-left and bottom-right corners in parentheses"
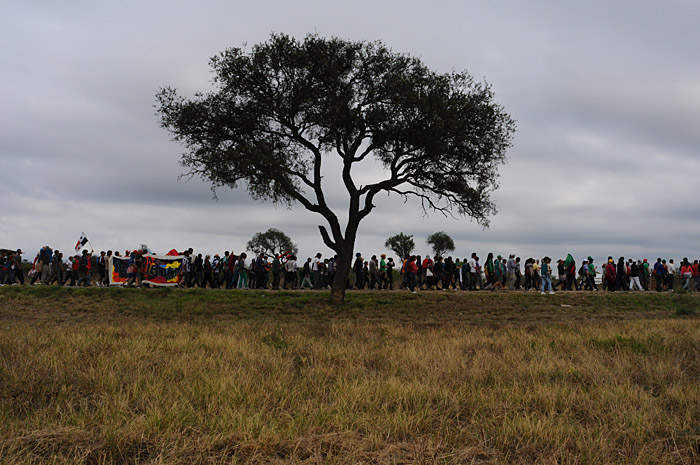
top-left (1, 288), bottom-right (700, 464)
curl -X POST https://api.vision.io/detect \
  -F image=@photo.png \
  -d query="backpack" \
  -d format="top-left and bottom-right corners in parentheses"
top-left (79, 255), bottom-right (89, 272)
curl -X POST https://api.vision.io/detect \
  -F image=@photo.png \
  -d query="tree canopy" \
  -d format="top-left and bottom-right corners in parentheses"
top-left (246, 228), bottom-right (298, 257)
top-left (426, 231), bottom-right (456, 258)
top-left (384, 233), bottom-right (415, 259)
top-left (156, 33), bottom-right (516, 302)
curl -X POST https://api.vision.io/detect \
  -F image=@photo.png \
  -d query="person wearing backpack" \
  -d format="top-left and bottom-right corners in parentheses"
top-left (236, 253), bottom-right (249, 289)
top-left (629, 260), bottom-right (644, 291)
top-left (540, 257), bottom-right (554, 295)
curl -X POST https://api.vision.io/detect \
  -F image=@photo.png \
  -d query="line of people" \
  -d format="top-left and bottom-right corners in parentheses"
top-left (3, 246), bottom-right (700, 293)
top-left (391, 253), bottom-right (700, 294)
top-left (0, 247), bottom-right (109, 287)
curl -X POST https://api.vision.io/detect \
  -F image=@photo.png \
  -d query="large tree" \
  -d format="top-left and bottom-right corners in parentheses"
top-left (247, 228), bottom-right (298, 257)
top-left (156, 33), bottom-right (516, 303)
top-left (384, 232), bottom-right (415, 260)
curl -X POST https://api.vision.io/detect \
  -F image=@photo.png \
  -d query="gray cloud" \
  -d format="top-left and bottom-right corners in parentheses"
top-left (2, 0), bottom-right (700, 263)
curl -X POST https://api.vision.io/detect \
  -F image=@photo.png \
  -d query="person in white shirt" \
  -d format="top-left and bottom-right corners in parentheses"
top-left (312, 253), bottom-right (323, 289)
top-left (468, 253), bottom-right (478, 290)
top-left (285, 255), bottom-right (297, 289)
top-left (666, 259), bottom-right (676, 291)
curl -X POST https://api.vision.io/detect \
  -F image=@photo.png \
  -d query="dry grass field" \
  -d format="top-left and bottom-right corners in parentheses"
top-left (1, 287), bottom-right (700, 464)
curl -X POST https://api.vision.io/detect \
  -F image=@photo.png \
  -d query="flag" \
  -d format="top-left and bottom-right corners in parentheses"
top-left (564, 253), bottom-right (574, 270)
top-left (75, 232), bottom-right (89, 252)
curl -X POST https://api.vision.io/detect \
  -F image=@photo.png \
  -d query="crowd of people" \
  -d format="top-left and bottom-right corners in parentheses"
top-left (391, 254), bottom-right (699, 294)
top-left (2, 246), bottom-right (700, 294)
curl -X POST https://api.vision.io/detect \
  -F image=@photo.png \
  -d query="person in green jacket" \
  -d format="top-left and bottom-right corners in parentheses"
top-left (587, 256), bottom-right (598, 291)
top-left (485, 253), bottom-right (495, 288)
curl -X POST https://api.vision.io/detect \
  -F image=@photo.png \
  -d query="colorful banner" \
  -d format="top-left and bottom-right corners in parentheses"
top-left (108, 254), bottom-right (184, 287)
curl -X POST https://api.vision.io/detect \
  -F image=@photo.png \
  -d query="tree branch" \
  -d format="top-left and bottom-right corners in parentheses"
top-left (318, 225), bottom-right (337, 250)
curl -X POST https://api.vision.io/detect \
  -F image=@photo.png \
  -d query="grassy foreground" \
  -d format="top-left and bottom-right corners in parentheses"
top-left (1, 287), bottom-right (700, 464)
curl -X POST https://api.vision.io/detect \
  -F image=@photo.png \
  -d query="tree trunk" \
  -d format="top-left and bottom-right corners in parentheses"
top-left (330, 245), bottom-right (354, 304)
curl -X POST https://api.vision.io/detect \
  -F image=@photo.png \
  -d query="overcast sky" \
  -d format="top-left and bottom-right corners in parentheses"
top-left (2, 0), bottom-right (699, 264)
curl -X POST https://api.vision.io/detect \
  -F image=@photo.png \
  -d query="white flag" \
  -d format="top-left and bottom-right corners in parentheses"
top-left (75, 232), bottom-right (89, 252)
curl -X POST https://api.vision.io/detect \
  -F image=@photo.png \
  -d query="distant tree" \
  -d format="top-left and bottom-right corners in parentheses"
top-left (247, 228), bottom-right (298, 256)
top-left (156, 33), bottom-right (515, 303)
top-left (426, 231), bottom-right (455, 258)
top-left (384, 232), bottom-right (415, 259)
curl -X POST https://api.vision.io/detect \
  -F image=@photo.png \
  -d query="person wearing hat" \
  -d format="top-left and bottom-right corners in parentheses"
top-left (605, 258), bottom-right (617, 292)
top-left (629, 259), bottom-right (644, 291)
top-left (555, 259), bottom-right (566, 290)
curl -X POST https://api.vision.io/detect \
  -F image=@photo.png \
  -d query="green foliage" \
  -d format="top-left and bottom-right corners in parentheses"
top-left (384, 232), bottom-right (415, 259)
top-left (246, 228), bottom-right (298, 256)
top-left (425, 231), bottom-right (455, 258)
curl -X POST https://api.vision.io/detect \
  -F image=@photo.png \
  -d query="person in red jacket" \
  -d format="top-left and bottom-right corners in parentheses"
top-left (605, 259), bottom-right (617, 292)
top-left (407, 256), bottom-right (419, 293)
